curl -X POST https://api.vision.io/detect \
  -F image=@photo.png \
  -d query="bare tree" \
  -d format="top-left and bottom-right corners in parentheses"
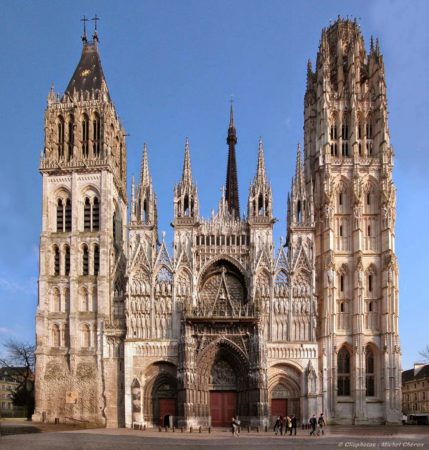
top-left (419, 345), bottom-right (429, 363)
top-left (0, 339), bottom-right (35, 420)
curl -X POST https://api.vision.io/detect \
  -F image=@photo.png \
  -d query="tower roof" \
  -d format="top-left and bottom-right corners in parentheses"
top-left (255, 138), bottom-right (267, 184)
top-left (181, 138), bottom-right (193, 185)
top-left (65, 40), bottom-right (109, 98)
top-left (140, 143), bottom-right (151, 187)
top-left (225, 104), bottom-right (240, 219)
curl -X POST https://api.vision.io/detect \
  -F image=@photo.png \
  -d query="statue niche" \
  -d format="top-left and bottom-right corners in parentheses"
top-left (198, 260), bottom-right (247, 317)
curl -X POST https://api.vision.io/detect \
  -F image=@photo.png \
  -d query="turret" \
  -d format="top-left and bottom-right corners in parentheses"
top-left (287, 144), bottom-right (313, 230)
top-left (174, 138), bottom-right (199, 223)
top-left (248, 138), bottom-right (272, 221)
top-left (131, 144), bottom-right (158, 230)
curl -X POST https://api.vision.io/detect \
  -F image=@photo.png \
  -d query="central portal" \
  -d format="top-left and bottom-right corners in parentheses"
top-left (210, 391), bottom-right (237, 427)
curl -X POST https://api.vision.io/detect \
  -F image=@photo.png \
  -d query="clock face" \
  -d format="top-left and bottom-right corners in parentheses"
top-left (80, 69), bottom-right (91, 77)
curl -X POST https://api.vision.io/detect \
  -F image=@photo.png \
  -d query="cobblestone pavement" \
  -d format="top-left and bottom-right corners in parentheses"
top-left (0, 425), bottom-right (428, 450)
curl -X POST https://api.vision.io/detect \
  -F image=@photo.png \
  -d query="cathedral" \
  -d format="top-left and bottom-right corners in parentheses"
top-left (34, 18), bottom-right (402, 428)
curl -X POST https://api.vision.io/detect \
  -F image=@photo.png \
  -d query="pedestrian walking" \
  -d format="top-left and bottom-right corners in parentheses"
top-left (286, 416), bottom-right (292, 435)
top-left (279, 415), bottom-right (284, 435)
top-left (309, 414), bottom-right (317, 436)
top-left (291, 415), bottom-right (297, 435)
top-left (231, 417), bottom-right (240, 437)
top-left (274, 416), bottom-right (281, 435)
top-left (317, 413), bottom-right (325, 436)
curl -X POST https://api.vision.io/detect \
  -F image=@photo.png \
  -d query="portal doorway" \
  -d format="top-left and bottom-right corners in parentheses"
top-left (210, 391), bottom-right (237, 427)
top-left (159, 398), bottom-right (176, 427)
top-left (271, 398), bottom-right (288, 417)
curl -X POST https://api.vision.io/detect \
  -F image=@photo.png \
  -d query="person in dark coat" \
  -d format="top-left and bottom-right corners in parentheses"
top-left (279, 415), bottom-right (284, 436)
top-left (309, 414), bottom-right (317, 436)
top-left (274, 416), bottom-right (281, 435)
top-left (291, 415), bottom-right (297, 435)
top-left (317, 413), bottom-right (325, 436)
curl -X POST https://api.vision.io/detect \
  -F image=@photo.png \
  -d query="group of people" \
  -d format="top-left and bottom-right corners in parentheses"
top-left (309, 413), bottom-right (325, 436)
top-left (273, 415), bottom-right (297, 435)
top-left (230, 412), bottom-right (326, 437)
top-left (274, 413), bottom-right (325, 437)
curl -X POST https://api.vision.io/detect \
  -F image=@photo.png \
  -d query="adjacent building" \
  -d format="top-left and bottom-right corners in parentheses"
top-left (33, 18), bottom-right (402, 427)
top-left (0, 367), bottom-right (29, 418)
top-left (402, 364), bottom-right (429, 424)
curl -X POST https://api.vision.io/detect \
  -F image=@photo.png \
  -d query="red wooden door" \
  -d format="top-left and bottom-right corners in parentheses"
top-left (159, 398), bottom-right (176, 425)
top-left (210, 391), bottom-right (237, 427)
top-left (271, 399), bottom-right (288, 417)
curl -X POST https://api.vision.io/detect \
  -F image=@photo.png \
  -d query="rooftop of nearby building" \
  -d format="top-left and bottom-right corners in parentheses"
top-left (0, 367), bottom-right (33, 382)
top-left (402, 363), bottom-right (429, 384)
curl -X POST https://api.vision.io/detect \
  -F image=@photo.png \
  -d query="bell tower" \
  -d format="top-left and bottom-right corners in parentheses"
top-left (35, 23), bottom-right (127, 426)
top-left (304, 18), bottom-right (400, 423)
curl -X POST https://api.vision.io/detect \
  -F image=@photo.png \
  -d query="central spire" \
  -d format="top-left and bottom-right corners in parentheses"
top-left (225, 102), bottom-right (240, 219)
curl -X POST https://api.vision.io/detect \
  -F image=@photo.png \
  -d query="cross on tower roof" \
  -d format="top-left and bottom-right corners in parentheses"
top-left (91, 14), bottom-right (100, 41)
top-left (80, 15), bottom-right (89, 43)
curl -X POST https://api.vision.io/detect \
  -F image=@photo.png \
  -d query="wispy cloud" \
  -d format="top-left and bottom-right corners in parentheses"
top-left (0, 277), bottom-right (37, 296)
top-left (0, 327), bottom-right (15, 335)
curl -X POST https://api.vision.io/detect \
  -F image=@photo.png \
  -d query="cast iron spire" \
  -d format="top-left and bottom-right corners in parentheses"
top-left (225, 103), bottom-right (240, 219)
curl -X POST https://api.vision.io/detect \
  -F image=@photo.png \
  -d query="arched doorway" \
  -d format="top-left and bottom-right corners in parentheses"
top-left (143, 362), bottom-right (177, 427)
top-left (197, 340), bottom-right (250, 427)
top-left (268, 365), bottom-right (301, 421)
top-left (209, 359), bottom-right (238, 427)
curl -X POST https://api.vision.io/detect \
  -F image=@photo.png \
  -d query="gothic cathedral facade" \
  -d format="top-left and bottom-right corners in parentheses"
top-left (34, 19), bottom-right (401, 427)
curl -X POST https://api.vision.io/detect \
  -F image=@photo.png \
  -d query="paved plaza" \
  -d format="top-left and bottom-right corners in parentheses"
top-left (0, 424), bottom-right (428, 450)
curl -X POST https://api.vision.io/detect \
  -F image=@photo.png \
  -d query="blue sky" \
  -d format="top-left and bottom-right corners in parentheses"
top-left (0, 0), bottom-right (427, 370)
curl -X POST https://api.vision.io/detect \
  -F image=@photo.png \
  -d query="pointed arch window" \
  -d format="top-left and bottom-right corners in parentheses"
top-left (340, 274), bottom-right (344, 292)
top-left (94, 244), bottom-right (100, 275)
top-left (183, 195), bottom-right (190, 216)
top-left (82, 114), bottom-right (89, 158)
top-left (56, 199), bottom-right (64, 232)
top-left (84, 197), bottom-right (91, 231)
top-left (368, 274), bottom-right (373, 292)
top-left (366, 121), bottom-right (373, 140)
top-left (258, 194), bottom-right (265, 216)
top-left (65, 199), bottom-right (72, 232)
top-left (65, 245), bottom-right (70, 276)
top-left (341, 120), bottom-right (349, 157)
top-left (142, 199), bottom-right (148, 223)
top-left (54, 245), bottom-right (60, 276)
top-left (297, 200), bottom-right (302, 223)
top-left (337, 348), bottom-right (351, 396)
top-left (92, 197), bottom-right (100, 230)
top-left (93, 113), bottom-right (101, 157)
top-left (57, 116), bottom-right (65, 159)
top-left (82, 244), bottom-right (89, 276)
top-left (67, 115), bottom-right (74, 160)
top-left (366, 347), bottom-right (375, 396)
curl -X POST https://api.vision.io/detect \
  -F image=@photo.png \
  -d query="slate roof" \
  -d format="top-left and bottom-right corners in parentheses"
top-left (65, 41), bottom-right (109, 98)
top-left (402, 364), bottom-right (429, 384)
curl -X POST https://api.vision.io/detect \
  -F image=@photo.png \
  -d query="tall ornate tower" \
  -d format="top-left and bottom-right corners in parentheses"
top-left (34, 27), bottom-right (127, 426)
top-left (304, 18), bottom-right (401, 423)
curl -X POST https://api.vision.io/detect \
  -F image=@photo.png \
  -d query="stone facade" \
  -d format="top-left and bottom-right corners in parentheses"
top-left (34, 19), bottom-right (402, 428)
